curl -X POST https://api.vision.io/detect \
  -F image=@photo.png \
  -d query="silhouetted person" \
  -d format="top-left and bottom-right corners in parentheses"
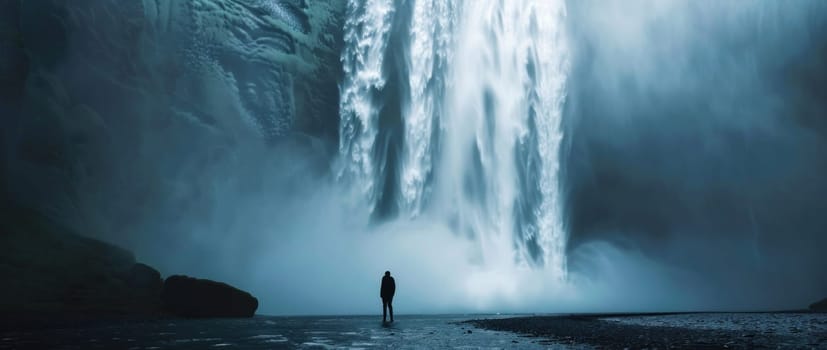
top-left (380, 271), bottom-right (395, 323)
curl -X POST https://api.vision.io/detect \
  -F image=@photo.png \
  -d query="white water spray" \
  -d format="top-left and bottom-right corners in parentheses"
top-left (338, 0), bottom-right (396, 206)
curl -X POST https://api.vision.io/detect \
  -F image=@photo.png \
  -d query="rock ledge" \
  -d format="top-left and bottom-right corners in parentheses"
top-left (810, 298), bottom-right (827, 312)
top-left (161, 275), bottom-right (258, 318)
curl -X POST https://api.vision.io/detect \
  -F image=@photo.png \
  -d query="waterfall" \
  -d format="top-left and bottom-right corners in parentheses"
top-left (339, 0), bottom-right (569, 279)
top-left (396, 0), bottom-right (457, 217)
top-left (338, 0), bottom-right (396, 205)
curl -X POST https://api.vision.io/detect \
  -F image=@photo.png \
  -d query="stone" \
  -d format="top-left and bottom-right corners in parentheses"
top-left (125, 263), bottom-right (162, 290)
top-left (810, 298), bottom-right (827, 312)
top-left (161, 275), bottom-right (258, 318)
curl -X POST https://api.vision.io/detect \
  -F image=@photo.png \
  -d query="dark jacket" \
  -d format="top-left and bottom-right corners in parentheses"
top-left (380, 275), bottom-right (396, 299)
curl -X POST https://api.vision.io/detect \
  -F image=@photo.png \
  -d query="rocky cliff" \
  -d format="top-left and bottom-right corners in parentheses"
top-left (0, 203), bottom-right (163, 320)
top-left (0, 0), bottom-right (345, 321)
top-left (1, 202), bottom-right (260, 324)
top-left (1, 0), bottom-right (346, 253)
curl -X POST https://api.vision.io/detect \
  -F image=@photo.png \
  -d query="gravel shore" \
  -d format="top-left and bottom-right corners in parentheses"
top-left (467, 313), bottom-right (827, 349)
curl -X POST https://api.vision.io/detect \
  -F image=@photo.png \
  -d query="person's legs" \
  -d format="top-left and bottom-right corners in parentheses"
top-left (382, 298), bottom-right (388, 322)
top-left (388, 297), bottom-right (394, 322)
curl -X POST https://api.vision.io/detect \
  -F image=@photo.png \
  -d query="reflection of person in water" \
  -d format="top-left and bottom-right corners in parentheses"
top-left (380, 271), bottom-right (395, 323)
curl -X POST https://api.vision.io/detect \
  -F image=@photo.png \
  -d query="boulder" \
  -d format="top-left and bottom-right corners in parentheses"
top-left (125, 263), bottom-right (162, 290)
top-left (161, 275), bottom-right (258, 318)
top-left (810, 298), bottom-right (827, 312)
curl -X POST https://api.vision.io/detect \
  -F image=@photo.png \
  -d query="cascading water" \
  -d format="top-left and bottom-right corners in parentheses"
top-left (339, 0), bottom-right (569, 281)
top-left (339, 0), bottom-right (396, 205)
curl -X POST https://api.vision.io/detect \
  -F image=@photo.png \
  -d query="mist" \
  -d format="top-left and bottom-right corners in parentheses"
top-left (2, 0), bottom-right (826, 316)
top-left (563, 0), bottom-right (827, 311)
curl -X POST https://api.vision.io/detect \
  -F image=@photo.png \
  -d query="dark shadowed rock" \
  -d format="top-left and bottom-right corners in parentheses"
top-left (161, 275), bottom-right (258, 318)
top-left (125, 263), bottom-right (162, 290)
top-left (0, 203), bottom-right (164, 324)
top-left (811, 298), bottom-right (827, 312)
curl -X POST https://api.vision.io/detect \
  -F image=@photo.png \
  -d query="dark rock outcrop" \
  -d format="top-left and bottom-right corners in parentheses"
top-left (1, 203), bottom-right (259, 326)
top-left (0, 0), bottom-right (28, 193)
top-left (811, 298), bottom-right (827, 312)
top-left (161, 275), bottom-right (258, 318)
top-left (124, 263), bottom-right (163, 291)
top-left (0, 204), bottom-right (163, 320)
top-left (0, 0), bottom-right (27, 104)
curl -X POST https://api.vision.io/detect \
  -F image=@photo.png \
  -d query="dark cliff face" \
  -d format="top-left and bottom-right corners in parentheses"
top-left (2, 0), bottom-right (346, 239)
top-left (1, 1), bottom-right (335, 318)
top-left (0, 0), bottom-right (27, 197)
top-left (0, 203), bottom-right (262, 323)
top-left (0, 0), bottom-right (26, 107)
top-left (0, 204), bottom-right (163, 321)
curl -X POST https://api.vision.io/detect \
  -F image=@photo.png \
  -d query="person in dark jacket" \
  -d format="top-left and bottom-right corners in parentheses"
top-left (380, 271), bottom-right (395, 323)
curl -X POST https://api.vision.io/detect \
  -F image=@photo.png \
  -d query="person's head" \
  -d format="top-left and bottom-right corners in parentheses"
top-left (384, 271), bottom-right (390, 277)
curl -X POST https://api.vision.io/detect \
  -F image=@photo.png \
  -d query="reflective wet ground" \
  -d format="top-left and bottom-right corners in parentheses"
top-left (0, 315), bottom-right (575, 349)
top-left (3, 313), bottom-right (824, 349)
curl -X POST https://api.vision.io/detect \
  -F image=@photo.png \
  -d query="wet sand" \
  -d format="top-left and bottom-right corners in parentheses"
top-left (467, 312), bottom-right (827, 349)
